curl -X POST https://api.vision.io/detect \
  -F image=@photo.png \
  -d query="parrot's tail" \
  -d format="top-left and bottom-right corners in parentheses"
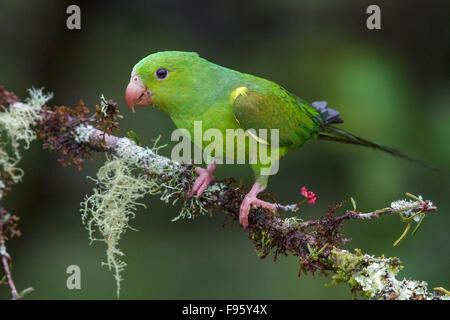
top-left (318, 125), bottom-right (437, 170)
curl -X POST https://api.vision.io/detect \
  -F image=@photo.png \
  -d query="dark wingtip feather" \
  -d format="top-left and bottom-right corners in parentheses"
top-left (319, 126), bottom-right (439, 171)
top-left (311, 101), bottom-right (344, 125)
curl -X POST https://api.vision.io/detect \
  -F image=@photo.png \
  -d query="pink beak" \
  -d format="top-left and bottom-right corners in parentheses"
top-left (125, 74), bottom-right (153, 112)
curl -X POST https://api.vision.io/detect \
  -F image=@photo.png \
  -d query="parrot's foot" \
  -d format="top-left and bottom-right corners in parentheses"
top-left (239, 182), bottom-right (276, 229)
top-left (187, 162), bottom-right (217, 199)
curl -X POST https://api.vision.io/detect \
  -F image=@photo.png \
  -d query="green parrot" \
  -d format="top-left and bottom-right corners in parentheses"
top-left (125, 51), bottom-right (428, 228)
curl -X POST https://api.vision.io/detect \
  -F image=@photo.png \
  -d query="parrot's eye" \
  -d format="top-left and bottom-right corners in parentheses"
top-left (155, 68), bottom-right (169, 80)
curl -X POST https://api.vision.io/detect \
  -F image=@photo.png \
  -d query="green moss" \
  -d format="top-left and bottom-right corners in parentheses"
top-left (327, 248), bottom-right (368, 297)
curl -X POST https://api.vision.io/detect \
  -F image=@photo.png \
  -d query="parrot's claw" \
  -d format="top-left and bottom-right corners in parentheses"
top-left (239, 182), bottom-right (277, 229)
top-left (187, 163), bottom-right (217, 199)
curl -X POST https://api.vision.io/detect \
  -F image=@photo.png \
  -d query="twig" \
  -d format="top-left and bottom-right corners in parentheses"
top-left (0, 209), bottom-right (21, 300)
top-left (0, 238), bottom-right (19, 300)
top-left (298, 205), bottom-right (437, 228)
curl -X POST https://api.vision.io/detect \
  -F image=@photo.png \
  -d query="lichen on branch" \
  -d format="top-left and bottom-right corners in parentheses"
top-left (81, 157), bottom-right (160, 296)
top-left (70, 120), bottom-right (443, 299)
top-left (0, 88), bottom-right (52, 199)
top-left (1, 86), bottom-right (448, 300)
top-left (0, 87), bottom-right (46, 299)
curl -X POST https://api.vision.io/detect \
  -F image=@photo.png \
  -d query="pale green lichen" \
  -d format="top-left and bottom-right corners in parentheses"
top-left (172, 197), bottom-right (208, 222)
top-left (329, 248), bottom-right (448, 300)
top-left (81, 157), bottom-right (163, 296)
top-left (0, 88), bottom-right (52, 152)
top-left (115, 137), bottom-right (178, 172)
top-left (391, 197), bottom-right (430, 222)
top-left (0, 148), bottom-right (24, 199)
top-left (0, 88), bottom-right (52, 198)
top-left (283, 216), bottom-right (302, 228)
top-left (353, 255), bottom-right (404, 298)
top-left (74, 124), bottom-right (95, 143)
top-left (353, 254), bottom-right (436, 299)
top-left (115, 137), bottom-right (214, 221)
top-left (80, 138), bottom-right (215, 295)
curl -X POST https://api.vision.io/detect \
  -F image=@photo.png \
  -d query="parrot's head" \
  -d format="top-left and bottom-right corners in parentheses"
top-left (125, 51), bottom-right (206, 113)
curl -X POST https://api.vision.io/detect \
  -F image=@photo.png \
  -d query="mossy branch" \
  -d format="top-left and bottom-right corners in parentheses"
top-left (59, 104), bottom-right (446, 300)
top-left (0, 86), bottom-right (447, 300)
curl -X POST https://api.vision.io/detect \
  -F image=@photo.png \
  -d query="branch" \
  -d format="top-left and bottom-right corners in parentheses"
top-left (298, 201), bottom-right (436, 228)
top-left (57, 108), bottom-right (445, 300)
top-left (0, 206), bottom-right (33, 299)
top-left (0, 230), bottom-right (19, 300)
top-left (0, 86), bottom-right (447, 300)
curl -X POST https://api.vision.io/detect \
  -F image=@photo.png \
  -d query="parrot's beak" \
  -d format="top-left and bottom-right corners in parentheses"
top-left (125, 74), bottom-right (153, 113)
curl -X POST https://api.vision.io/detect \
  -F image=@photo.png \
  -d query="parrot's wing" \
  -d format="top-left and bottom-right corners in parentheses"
top-left (231, 86), bottom-right (322, 148)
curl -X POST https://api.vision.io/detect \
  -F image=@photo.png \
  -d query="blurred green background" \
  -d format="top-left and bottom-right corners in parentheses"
top-left (0, 0), bottom-right (449, 299)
